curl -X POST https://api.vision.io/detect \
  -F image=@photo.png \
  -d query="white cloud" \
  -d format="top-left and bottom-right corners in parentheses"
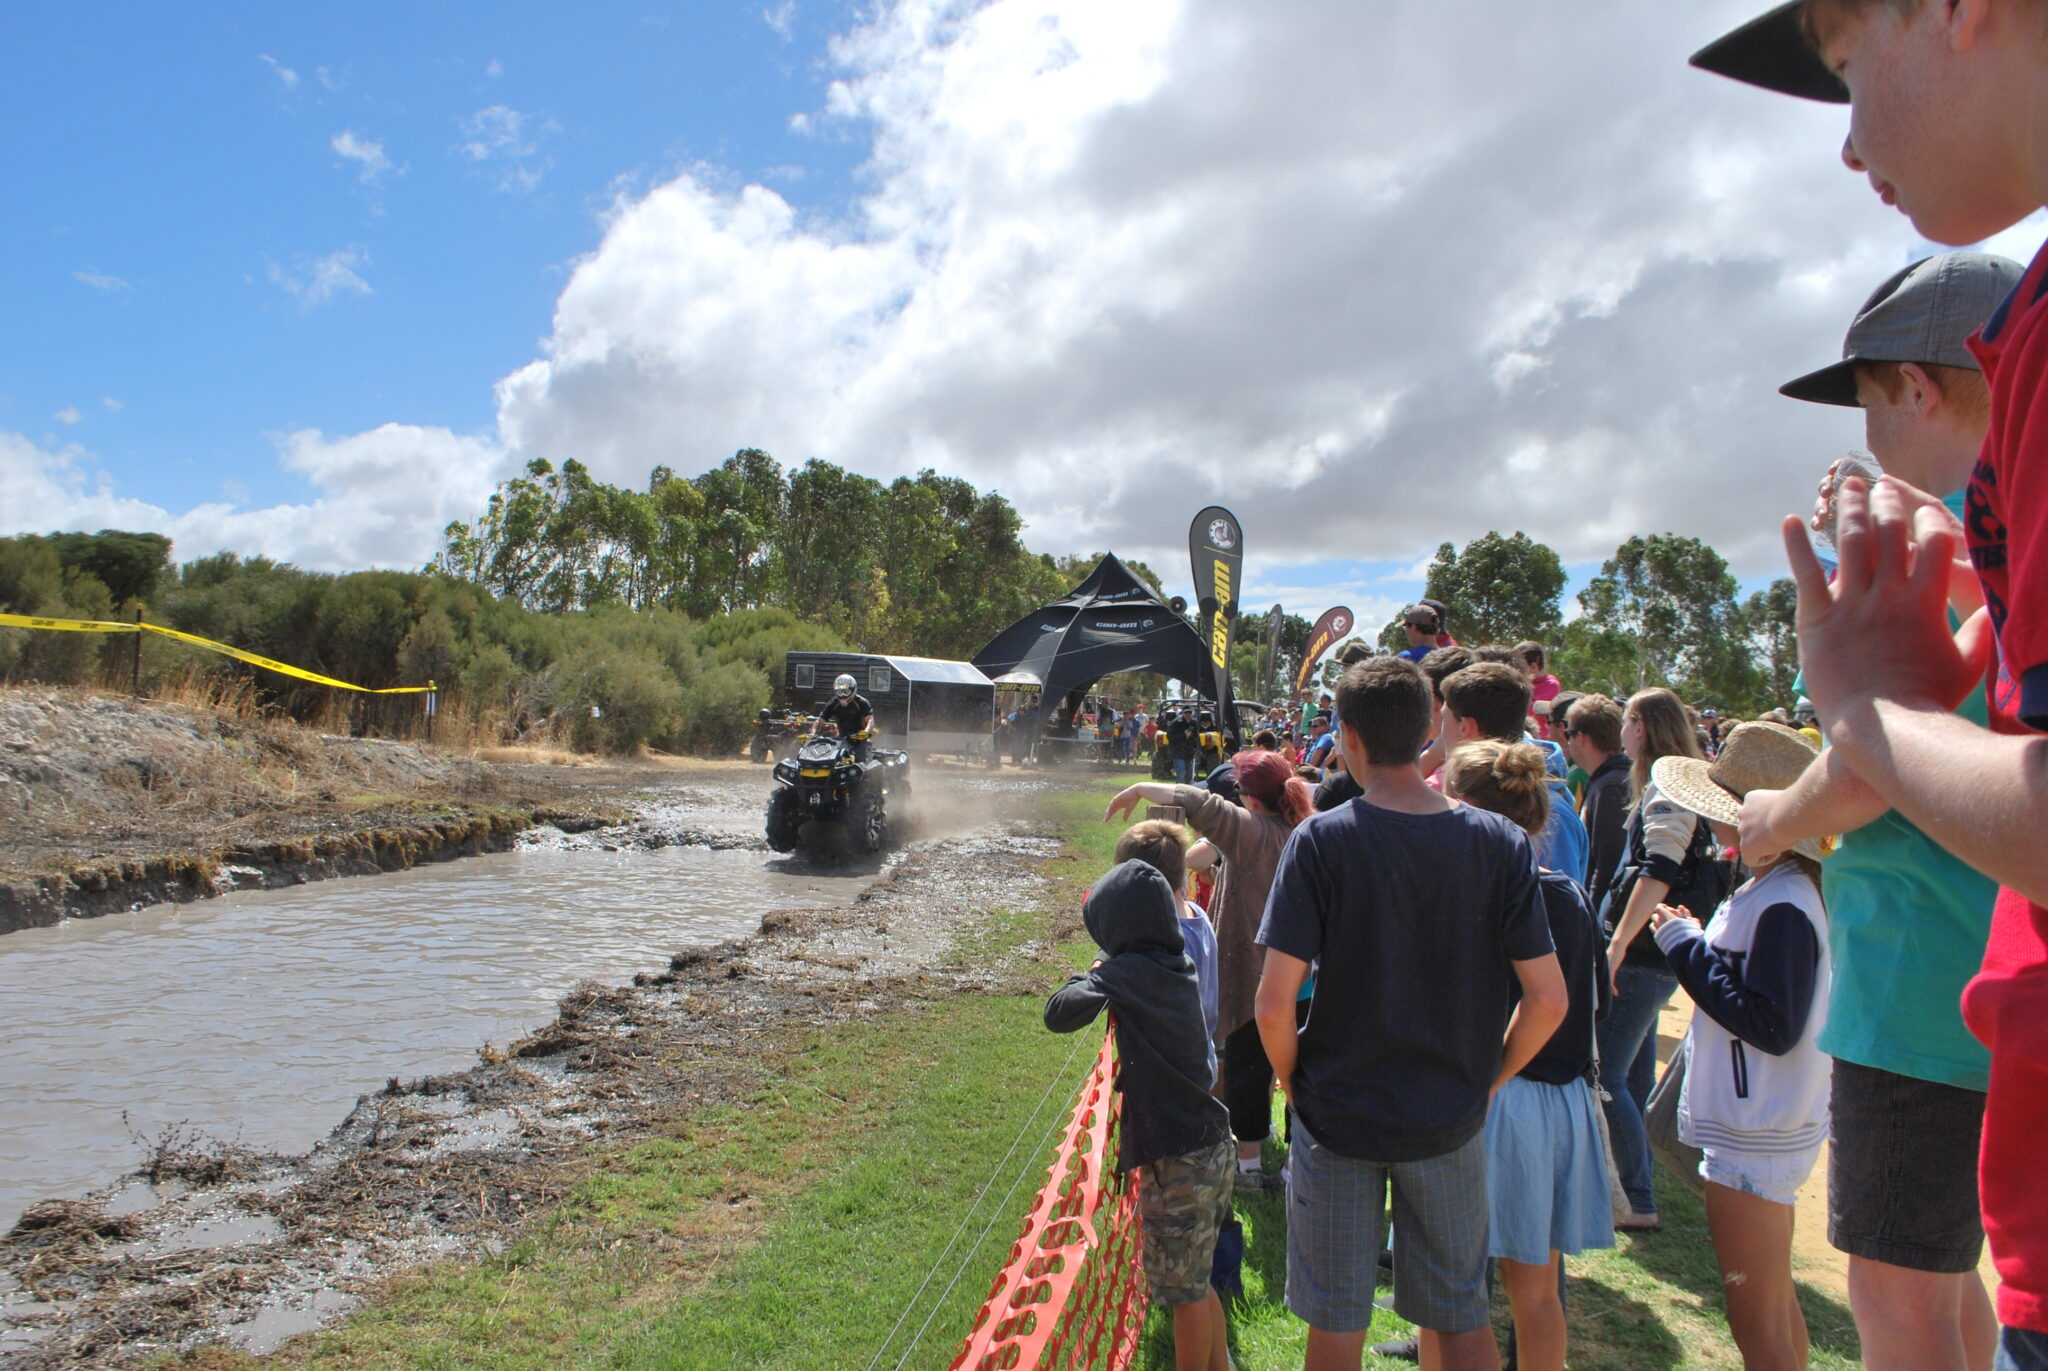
top-left (53, 407), bottom-right (81, 426)
top-left (258, 54), bottom-right (298, 90)
top-left (458, 105), bottom-right (555, 193)
top-left (485, 58), bottom-right (504, 79)
top-left (73, 270), bottom-right (129, 292)
top-left (764, 2), bottom-right (797, 39)
top-left (100, 396), bottom-right (122, 412)
top-left (268, 245), bottom-right (372, 308)
top-left (0, 427), bottom-right (508, 572)
top-left (331, 129), bottom-right (394, 184)
top-left (483, 0), bottom-right (2047, 584)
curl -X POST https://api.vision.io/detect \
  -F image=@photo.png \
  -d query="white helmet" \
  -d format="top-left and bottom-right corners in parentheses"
top-left (834, 673), bottom-right (857, 697)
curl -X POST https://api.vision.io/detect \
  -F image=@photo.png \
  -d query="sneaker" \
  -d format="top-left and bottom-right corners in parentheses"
top-left (1370, 1336), bottom-right (1419, 1363)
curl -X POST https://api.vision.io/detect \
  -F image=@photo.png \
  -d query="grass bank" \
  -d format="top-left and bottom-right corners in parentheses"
top-left (178, 770), bottom-right (1860, 1370)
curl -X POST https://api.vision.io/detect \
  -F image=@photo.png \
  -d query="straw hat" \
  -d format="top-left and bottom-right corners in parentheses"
top-left (1650, 722), bottom-right (1833, 862)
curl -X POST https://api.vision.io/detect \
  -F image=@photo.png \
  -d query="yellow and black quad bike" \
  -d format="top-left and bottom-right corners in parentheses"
top-left (749, 707), bottom-right (808, 763)
top-left (765, 725), bottom-right (909, 855)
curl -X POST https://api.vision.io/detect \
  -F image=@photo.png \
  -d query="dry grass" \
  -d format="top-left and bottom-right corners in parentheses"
top-left (472, 745), bottom-right (599, 767)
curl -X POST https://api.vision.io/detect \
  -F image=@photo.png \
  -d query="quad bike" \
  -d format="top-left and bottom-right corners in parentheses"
top-left (764, 727), bottom-right (909, 855)
top-left (749, 708), bottom-right (808, 763)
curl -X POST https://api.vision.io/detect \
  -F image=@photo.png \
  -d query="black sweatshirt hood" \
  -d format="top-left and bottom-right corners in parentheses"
top-left (1083, 860), bottom-right (1186, 959)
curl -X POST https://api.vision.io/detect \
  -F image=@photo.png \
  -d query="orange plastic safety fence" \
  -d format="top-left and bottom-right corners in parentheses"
top-left (949, 1028), bottom-right (1148, 1371)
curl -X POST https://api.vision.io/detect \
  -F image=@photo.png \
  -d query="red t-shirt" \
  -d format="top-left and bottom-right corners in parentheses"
top-left (1962, 238), bottom-right (2048, 1334)
top-left (1529, 673), bottom-right (1562, 739)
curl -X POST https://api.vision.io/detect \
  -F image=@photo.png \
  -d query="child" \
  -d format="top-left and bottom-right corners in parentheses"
top-left (1045, 860), bottom-right (1233, 1371)
top-left (1650, 723), bottom-right (1832, 1371)
top-left (1442, 739), bottom-right (1615, 1371)
top-left (1116, 818), bottom-right (1220, 1055)
top-left (1253, 656), bottom-right (1567, 1371)
top-left (1692, 7), bottom-right (2048, 1363)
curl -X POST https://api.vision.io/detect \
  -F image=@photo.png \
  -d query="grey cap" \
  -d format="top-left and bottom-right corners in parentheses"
top-left (1781, 251), bottom-right (2025, 407)
top-left (1690, 3), bottom-right (1846, 104)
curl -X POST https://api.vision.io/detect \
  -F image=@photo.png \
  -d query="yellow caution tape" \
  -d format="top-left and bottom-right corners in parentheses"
top-left (0, 611), bottom-right (434, 695)
top-left (0, 612), bottom-right (139, 634)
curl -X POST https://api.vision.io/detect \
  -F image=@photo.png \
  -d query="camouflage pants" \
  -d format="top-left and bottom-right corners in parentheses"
top-left (1135, 1139), bottom-right (1235, 1306)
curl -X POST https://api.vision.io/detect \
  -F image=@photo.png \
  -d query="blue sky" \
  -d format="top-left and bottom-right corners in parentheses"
top-left (8, 1), bottom-right (2046, 637)
top-left (4, 2), bottom-right (860, 512)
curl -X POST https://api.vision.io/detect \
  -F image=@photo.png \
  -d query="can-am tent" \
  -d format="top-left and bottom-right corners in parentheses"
top-left (971, 553), bottom-right (1235, 751)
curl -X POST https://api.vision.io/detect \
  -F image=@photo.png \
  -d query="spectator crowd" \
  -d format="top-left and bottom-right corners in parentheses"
top-left (1041, 6), bottom-right (2048, 1369)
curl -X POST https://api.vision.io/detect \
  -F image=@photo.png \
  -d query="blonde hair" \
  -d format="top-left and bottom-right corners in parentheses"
top-left (1626, 688), bottom-right (1705, 802)
top-left (1114, 819), bottom-right (1187, 895)
top-left (1442, 739), bottom-right (1552, 836)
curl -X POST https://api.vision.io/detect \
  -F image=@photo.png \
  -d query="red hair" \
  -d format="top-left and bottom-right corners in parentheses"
top-left (1234, 749), bottom-right (1313, 829)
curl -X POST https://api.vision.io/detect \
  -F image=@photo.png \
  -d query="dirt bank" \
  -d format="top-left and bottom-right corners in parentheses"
top-left (0, 759), bottom-right (1071, 1367)
top-left (0, 688), bottom-right (663, 934)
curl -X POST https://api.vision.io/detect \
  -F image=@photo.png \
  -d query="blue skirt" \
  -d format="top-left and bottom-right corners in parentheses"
top-left (1482, 1075), bottom-right (1617, 1265)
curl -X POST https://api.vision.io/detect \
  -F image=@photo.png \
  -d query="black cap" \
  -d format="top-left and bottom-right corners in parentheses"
top-left (1690, 3), bottom-right (1848, 104)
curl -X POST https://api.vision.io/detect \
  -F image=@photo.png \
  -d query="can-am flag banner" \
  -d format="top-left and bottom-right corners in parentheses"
top-left (1188, 507), bottom-right (1243, 684)
top-left (1294, 605), bottom-right (1354, 694)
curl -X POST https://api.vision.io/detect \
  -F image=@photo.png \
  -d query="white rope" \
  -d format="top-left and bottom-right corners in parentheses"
top-left (863, 1029), bottom-right (1093, 1371)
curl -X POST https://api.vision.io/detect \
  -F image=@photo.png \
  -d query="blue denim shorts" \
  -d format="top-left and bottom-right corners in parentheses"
top-left (1998, 1327), bottom-right (2048, 1371)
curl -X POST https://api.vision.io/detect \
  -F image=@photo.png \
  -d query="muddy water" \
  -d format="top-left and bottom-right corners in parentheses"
top-left (0, 842), bottom-right (876, 1231)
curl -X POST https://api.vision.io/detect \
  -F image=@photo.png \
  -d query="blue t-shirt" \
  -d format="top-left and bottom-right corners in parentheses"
top-left (1181, 903), bottom-right (1221, 1049)
top-left (1257, 798), bottom-right (1553, 1161)
top-left (1807, 491), bottom-right (1998, 1090)
top-left (1396, 644), bottom-right (1431, 664)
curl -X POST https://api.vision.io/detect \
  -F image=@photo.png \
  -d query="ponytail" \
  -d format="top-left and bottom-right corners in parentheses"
top-left (1234, 750), bottom-right (1314, 830)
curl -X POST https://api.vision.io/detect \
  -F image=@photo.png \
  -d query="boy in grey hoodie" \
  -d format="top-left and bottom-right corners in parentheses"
top-left (1046, 859), bottom-right (1234, 1371)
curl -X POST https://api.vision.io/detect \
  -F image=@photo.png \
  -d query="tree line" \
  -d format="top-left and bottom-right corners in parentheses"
top-left (0, 458), bottom-right (1801, 752)
top-left (1365, 530), bottom-right (1799, 714)
top-left (432, 449), bottom-right (1076, 662)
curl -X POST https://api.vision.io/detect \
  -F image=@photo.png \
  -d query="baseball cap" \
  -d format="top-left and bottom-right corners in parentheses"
top-left (1403, 603), bottom-right (1440, 630)
top-left (1689, 3), bottom-right (1847, 104)
top-left (1781, 251), bottom-right (2025, 406)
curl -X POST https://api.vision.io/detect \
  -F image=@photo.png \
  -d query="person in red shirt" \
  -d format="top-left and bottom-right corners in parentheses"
top-left (1518, 641), bottom-right (1562, 738)
top-left (1694, 6), bottom-right (2048, 1366)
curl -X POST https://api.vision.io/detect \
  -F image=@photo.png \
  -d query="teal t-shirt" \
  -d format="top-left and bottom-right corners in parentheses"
top-left (1810, 489), bottom-right (1996, 1091)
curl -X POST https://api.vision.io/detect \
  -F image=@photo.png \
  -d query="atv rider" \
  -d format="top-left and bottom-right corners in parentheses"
top-left (817, 674), bottom-right (876, 763)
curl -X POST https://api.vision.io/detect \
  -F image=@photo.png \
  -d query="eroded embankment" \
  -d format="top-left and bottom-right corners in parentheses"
top-left (0, 791), bottom-right (1069, 1368)
top-left (0, 689), bottom-right (635, 933)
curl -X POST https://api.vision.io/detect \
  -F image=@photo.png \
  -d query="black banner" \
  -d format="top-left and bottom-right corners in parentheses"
top-left (1294, 605), bottom-right (1354, 694)
top-left (1262, 604), bottom-right (1283, 702)
top-left (1188, 506), bottom-right (1243, 694)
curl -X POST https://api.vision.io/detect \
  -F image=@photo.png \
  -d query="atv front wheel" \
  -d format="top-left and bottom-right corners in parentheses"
top-left (852, 792), bottom-right (888, 855)
top-left (765, 788), bottom-right (804, 852)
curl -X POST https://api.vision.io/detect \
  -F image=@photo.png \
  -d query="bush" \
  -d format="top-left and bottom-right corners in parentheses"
top-left (674, 658), bottom-right (769, 756)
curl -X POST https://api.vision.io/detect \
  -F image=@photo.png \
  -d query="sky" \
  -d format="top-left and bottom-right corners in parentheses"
top-left (7, 0), bottom-right (2047, 638)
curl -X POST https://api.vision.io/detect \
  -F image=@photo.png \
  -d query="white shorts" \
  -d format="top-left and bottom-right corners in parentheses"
top-left (1699, 1144), bottom-right (1820, 1207)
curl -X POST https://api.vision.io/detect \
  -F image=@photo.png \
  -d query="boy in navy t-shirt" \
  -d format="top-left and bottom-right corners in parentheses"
top-left (1254, 656), bottom-right (1566, 1370)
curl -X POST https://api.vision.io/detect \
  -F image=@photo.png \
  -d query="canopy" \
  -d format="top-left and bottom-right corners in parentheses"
top-left (972, 553), bottom-right (1235, 747)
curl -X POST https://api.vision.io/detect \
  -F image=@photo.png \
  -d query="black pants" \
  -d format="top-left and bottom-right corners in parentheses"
top-left (1221, 999), bottom-right (1311, 1142)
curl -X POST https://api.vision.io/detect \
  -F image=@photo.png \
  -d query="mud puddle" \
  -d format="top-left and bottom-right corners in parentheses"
top-left (0, 839), bottom-right (885, 1233)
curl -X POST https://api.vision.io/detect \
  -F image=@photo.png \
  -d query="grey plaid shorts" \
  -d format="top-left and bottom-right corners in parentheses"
top-left (1135, 1139), bottom-right (1235, 1307)
top-left (1285, 1116), bottom-right (1491, 1334)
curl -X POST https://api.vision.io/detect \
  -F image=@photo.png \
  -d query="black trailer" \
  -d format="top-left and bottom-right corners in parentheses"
top-left (782, 652), bottom-right (995, 757)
